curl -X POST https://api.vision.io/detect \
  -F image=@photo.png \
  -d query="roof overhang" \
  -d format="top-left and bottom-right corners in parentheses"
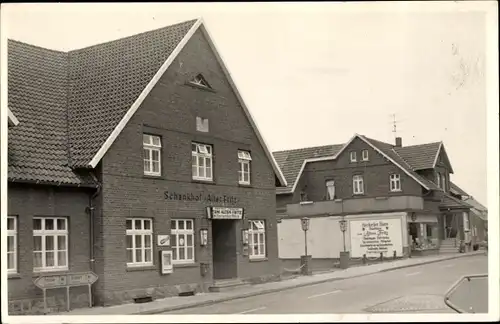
top-left (8, 108), bottom-right (19, 127)
top-left (86, 18), bottom-right (287, 187)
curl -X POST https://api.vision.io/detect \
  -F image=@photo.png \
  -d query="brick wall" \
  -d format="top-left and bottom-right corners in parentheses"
top-left (7, 183), bottom-right (93, 314)
top-left (94, 29), bottom-right (279, 305)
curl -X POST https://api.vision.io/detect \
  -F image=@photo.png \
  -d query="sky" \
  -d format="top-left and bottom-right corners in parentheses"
top-left (1, 2), bottom-right (496, 205)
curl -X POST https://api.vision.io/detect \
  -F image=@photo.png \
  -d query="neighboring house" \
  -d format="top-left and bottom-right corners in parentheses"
top-left (6, 18), bottom-right (287, 314)
top-left (449, 182), bottom-right (488, 244)
top-left (273, 134), bottom-right (474, 269)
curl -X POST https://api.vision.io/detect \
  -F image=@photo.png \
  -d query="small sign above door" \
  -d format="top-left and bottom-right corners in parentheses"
top-left (207, 207), bottom-right (244, 220)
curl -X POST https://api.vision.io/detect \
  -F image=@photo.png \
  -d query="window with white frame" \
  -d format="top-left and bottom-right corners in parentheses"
top-left (436, 172), bottom-right (441, 188)
top-left (33, 217), bottom-right (68, 272)
top-left (441, 173), bottom-right (447, 191)
top-left (350, 151), bottom-right (357, 162)
top-left (126, 218), bottom-right (153, 267)
top-left (7, 216), bottom-right (17, 273)
top-left (192, 143), bottom-right (213, 181)
top-left (353, 175), bottom-right (364, 194)
top-left (362, 149), bottom-right (369, 161)
top-left (249, 220), bottom-right (266, 259)
top-left (390, 174), bottom-right (401, 192)
top-left (143, 134), bottom-right (162, 176)
top-left (171, 219), bottom-right (195, 264)
top-left (326, 180), bottom-right (336, 200)
top-left (238, 150), bottom-right (252, 185)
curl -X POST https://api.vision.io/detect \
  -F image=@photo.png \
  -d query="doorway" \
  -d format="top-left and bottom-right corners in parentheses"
top-left (212, 220), bottom-right (238, 280)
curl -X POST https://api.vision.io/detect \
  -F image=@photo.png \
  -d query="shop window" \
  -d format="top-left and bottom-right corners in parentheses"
top-left (7, 216), bottom-right (17, 273)
top-left (143, 134), bottom-right (162, 176)
top-left (426, 224), bottom-right (433, 237)
top-left (192, 143), bottom-right (213, 181)
top-left (350, 151), bottom-right (357, 162)
top-left (126, 218), bottom-right (153, 267)
top-left (249, 220), bottom-right (266, 259)
top-left (353, 175), bottom-right (364, 195)
top-left (171, 219), bottom-right (195, 264)
top-left (362, 149), bottom-right (369, 161)
top-left (326, 180), bottom-right (336, 200)
top-left (33, 217), bottom-right (68, 272)
top-left (389, 174), bottom-right (401, 192)
top-left (238, 150), bottom-right (252, 185)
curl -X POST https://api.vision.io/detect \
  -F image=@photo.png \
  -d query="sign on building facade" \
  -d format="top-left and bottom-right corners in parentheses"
top-left (350, 218), bottom-right (403, 258)
top-left (206, 207), bottom-right (244, 220)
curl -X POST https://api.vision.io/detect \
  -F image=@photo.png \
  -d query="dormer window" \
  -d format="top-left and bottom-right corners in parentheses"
top-left (188, 74), bottom-right (211, 89)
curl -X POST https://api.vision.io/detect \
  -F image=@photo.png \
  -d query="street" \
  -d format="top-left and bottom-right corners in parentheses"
top-left (165, 254), bottom-right (487, 314)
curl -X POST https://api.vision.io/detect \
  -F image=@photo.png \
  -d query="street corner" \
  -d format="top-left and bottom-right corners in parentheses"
top-left (363, 294), bottom-right (452, 313)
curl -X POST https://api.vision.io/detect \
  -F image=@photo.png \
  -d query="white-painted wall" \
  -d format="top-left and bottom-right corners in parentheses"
top-left (278, 212), bottom-right (408, 259)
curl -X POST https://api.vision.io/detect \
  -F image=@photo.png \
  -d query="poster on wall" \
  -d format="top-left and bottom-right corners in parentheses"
top-left (157, 235), bottom-right (170, 247)
top-left (350, 218), bottom-right (403, 258)
top-left (161, 251), bottom-right (173, 275)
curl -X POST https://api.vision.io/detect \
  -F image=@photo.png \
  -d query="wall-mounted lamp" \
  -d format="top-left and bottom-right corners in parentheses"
top-left (241, 229), bottom-right (249, 245)
top-left (200, 229), bottom-right (208, 246)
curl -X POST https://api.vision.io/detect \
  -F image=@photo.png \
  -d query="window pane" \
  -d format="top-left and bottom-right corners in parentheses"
top-left (33, 219), bottom-right (42, 230)
top-left (135, 235), bottom-right (142, 248)
top-left (34, 236), bottom-right (42, 251)
top-left (192, 143), bottom-right (197, 152)
top-left (135, 249), bottom-right (142, 263)
top-left (206, 157), bottom-right (212, 168)
top-left (187, 234), bottom-right (193, 247)
top-left (171, 234), bottom-right (177, 247)
top-left (58, 251), bottom-right (67, 267)
top-left (144, 220), bottom-right (151, 230)
top-left (152, 136), bottom-right (160, 146)
top-left (172, 248), bottom-right (177, 260)
top-left (259, 233), bottom-right (265, 243)
top-left (46, 252), bottom-right (55, 267)
top-left (179, 248), bottom-right (185, 260)
top-left (186, 221), bottom-right (193, 230)
top-left (259, 244), bottom-right (265, 255)
top-left (198, 165), bottom-right (205, 178)
top-left (33, 252), bottom-right (43, 268)
top-left (127, 249), bottom-right (133, 263)
top-left (57, 236), bottom-right (66, 250)
top-left (126, 219), bottom-right (132, 230)
top-left (57, 219), bottom-right (66, 230)
top-left (7, 236), bottom-right (14, 252)
top-left (179, 221), bottom-right (185, 230)
top-left (206, 167), bottom-right (212, 179)
top-left (126, 235), bottom-right (132, 248)
top-left (7, 217), bottom-right (14, 230)
top-left (145, 235), bottom-right (151, 248)
top-left (152, 150), bottom-right (160, 162)
top-left (187, 247), bottom-right (193, 260)
top-left (152, 161), bottom-right (160, 173)
top-left (243, 162), bottom-right (249, 172)
top-left (46, 236), bottom-right (54, 251)
top-left (45, 219), bottom-right (54, 230)
top-left (8, 254), bottom-right (15, 270)
top-left (135, 220), bottom-right (141, 230)
top-left (143, 134), bottom-right (150, 145)
top-left (144, 148), bottom-right (151, 160)
top-left (145, 249), bottom-right (152, 262)
top-left (171, 220), bottom-right (177, 230)
top-left (144, 159), bottom-right (150, 172)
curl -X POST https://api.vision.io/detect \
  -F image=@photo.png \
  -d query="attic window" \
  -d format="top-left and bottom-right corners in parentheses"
top-left (189, 74), bottom-right (211, 89)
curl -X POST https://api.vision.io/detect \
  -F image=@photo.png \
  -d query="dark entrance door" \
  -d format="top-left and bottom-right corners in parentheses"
top-left (212, 220), bottom-right (238, 280)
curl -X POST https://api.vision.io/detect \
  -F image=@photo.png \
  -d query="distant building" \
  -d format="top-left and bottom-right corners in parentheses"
top-left (6, 18), bottom-right (287, 314)
top-left (273, 134), bottom-right (478, 271)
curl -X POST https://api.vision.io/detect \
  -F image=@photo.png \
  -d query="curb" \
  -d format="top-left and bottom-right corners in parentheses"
top-left (139, 252), bottom-right (485, 315)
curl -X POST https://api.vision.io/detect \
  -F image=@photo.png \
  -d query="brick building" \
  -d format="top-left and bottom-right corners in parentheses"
top-left (6, 18), bottom-right (287, 314)
top-left (272, 134), bottom-right (482, 271)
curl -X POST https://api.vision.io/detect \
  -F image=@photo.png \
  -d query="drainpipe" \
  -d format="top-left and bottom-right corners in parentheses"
top-left (88, 171), bottom-right (101, 306)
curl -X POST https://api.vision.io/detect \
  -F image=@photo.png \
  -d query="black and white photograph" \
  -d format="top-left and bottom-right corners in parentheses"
top-left (0, 2), bottom-right (498, 323)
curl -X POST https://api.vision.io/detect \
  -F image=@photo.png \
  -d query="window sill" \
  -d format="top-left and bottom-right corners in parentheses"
top-left (8, 273), bottom-right (21, 279)
top-left (353, 193), bottom-right (365, 196)
top-left (375, 196), bottom-right (389, 200)
top-left (389, 190), bottom-right (402, 193)
top-left (173, 262), bottom-right (198, 268)
top-left (143, 174), bottom-right (163, 180)
top-left (32, 269), bottom-right (70, 277)
top-left (126, 265), bottom-right (156, 272)
top-left (249, 257), bottom-right (268, 262)
top-left (238, 182), bottom-right (252, 188)
top-left (192, 179), bottom-right (216, 185)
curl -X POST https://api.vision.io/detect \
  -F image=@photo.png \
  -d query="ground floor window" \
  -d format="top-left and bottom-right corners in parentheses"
top-left (249, 220), bottom-right (266, 259)
top-left (7, 216), bottom-right (17, 273)
top-left (126, 218), bottom-right (153, 267)
top-left (33, 217), bottom-right (68, 272)
top-left (410, 222), bottom-right (438, 250)
top-left (171, 219), bottom-right (195, 264)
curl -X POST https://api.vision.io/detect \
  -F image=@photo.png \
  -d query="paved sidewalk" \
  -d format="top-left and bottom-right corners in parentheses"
top-left (60, 251), bottom-right (486, 315)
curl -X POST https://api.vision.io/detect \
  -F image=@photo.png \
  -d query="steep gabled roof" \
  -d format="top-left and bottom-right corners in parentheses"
top-left (395, 141), bottom-right (454, 173)
top-left (273, 134), bottom-right (440, 195)
top-left (7, 40), bottom-right (95, 187)
top-left (449, 181), bottom-right (470, 197)
top-left (7, 18), bottom-right (287, 187)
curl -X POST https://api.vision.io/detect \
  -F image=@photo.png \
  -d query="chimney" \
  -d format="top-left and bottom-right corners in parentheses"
top-left (395, 137), bottom-right (402, 147)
